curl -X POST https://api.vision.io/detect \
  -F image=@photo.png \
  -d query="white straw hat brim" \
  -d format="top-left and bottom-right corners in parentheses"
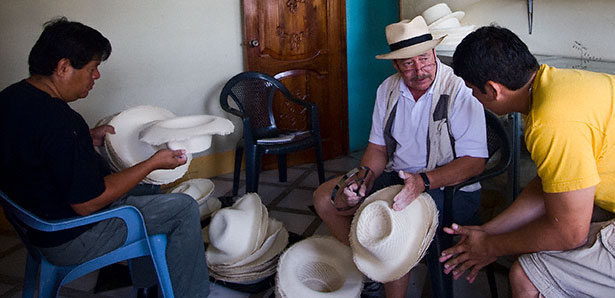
top-left (103, 105), bottom-right (191, 184)
top-left (276, 236), bottom-right (363, 298)
top-left (139, 115), bottom-right (234, 153)
top-left (350, 185), bottom-right (438, 283)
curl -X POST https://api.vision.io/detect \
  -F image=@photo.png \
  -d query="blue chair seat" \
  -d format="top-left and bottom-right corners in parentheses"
top-left (0, 190), bottom-right (174, 298)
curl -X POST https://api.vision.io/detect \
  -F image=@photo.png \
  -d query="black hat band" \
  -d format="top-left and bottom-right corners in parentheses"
top-left (389, 33), bottom-right (433, 52)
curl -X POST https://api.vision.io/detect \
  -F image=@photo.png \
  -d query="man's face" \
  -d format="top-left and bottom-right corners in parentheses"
top-left (393, 49), bottom-right (437, 93)
top-left (63, 59), bottom-right (101, 102)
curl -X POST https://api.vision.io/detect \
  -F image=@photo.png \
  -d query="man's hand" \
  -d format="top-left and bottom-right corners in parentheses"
top-left (149, 149), bottom-right (188, 170)
top-left (392, 170), bottom-right (424, 211)
top-left (439, 223), bottom-right (497, 283)
top-left (340, 179), bottom-right (368, 207)
top-left (90, 125), bottom-right (115, 146)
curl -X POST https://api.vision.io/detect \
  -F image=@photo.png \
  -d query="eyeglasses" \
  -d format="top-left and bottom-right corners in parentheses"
top-left (397, 56), bottom-right (436, 73)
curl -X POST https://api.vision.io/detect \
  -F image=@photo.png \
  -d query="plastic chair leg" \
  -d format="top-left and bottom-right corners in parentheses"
top-left (486, 264), bottom-right (499, 298)
top-left (244, 146), bottom-right (261, 193)
top-left (277, 154), bottom-right (287, 182)
top-left (22, 253), bottom-right (38, 298)
top-left (148, 235), bottom-right (174, 298)
top-left (315, 142), bottom-right (325, 184)
top-left (232, 146), bottom-right (244, 196)
top-left (426, 232), bottom-right (453, 298)
top-left (38, 262), bottom-right (63, 298)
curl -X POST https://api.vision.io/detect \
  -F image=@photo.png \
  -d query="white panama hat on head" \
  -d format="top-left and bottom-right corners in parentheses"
top-left (206, 193), bottom-right (266, 265)
top-left (350, 185), bottom-right (438, 283)
top-left (276, 236), bottom-right (363, 298)
top-left (375, 16), bottom-right (444, 60)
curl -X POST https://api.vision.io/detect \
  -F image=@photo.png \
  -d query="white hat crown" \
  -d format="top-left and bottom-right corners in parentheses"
top-left (375, 16), bottom-right (444, 60)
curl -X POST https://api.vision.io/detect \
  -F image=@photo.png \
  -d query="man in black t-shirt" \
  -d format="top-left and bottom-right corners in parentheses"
top-left (0, 17), bottom-right (210, 298)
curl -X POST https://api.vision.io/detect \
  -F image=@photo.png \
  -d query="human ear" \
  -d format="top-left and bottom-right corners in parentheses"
top-left (392, 60), bottom-right (400, 72)
top-left (54, 58), bottom-right (73, 77)
top-left (486, 81), bottom-right (505, 101)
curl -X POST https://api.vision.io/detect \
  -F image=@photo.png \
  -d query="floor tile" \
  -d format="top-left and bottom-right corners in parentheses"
top-left (257, 168), bottom-right (306, 185)
top-left (298, 171), bottom-right (338, 188)
top-left (322, 156), bottom-right (361, 172)
top-left (268, 210), bottom-right (315, 236)
top-left (274, 188), bottom-right (313, 212)
top-left (0, 248), bottom-right (27, 278)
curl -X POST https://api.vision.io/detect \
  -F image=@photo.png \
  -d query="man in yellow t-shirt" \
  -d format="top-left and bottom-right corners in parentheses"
top-left (440, 25), bottom-right (615, 297)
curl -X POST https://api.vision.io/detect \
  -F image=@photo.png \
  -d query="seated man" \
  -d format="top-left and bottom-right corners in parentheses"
top-left (313, 16), bottom-right (488, 298)
top-left (441, 25), bottom-right (615, 298)
top-left (0, 17), bottom-right (210, 298)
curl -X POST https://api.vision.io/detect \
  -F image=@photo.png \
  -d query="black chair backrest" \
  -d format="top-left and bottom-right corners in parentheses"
top-left (220, 72), bottom-right (295, 138)
top-left (484, 109), bottom-right (512, 176)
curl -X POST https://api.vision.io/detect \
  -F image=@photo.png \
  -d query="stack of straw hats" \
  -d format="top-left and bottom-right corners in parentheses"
top-left (276, 236), bottom-right (363, 298)
top-left (206, 193), bottom-right (288, 284)
top-left (97, 105), bottom-right (234, 185)
top-left (167, 178), bottom-right (221, 220)
top-left (350, 185), bottom-right (439, 283)
top-left (421, 3), bottom-right (475, 52)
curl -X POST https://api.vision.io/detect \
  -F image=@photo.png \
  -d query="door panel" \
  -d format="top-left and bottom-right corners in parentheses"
top-left (243, 0), bottom-right (348, 169)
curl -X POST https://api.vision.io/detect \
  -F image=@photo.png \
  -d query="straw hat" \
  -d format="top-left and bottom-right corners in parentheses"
top-left (375, 16), bottom-right (444, 60)
top-left (421, 3), bottom-right (464, 28)
top-left (169, 178), bottom-right (220, 219)
top-left (276, 236), bottom-right (364, 298)
top-left (139, 115), bottom-right (234, 153)
top-left (206, 193), bottom-right (266, 265)
top-left (103, 105), bottom-right (191, 184)
top-left (349, 185), bottom-right (438, 283)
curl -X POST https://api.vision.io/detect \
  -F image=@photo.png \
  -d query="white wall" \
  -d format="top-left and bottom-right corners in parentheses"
top-left (401, 0), bottom-right (615, 62)
top-left (0, 0), bottom-right (244, 156)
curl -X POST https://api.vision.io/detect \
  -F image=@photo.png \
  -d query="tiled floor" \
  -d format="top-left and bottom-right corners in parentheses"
top-left (0, 149), bottom-right (519, 298)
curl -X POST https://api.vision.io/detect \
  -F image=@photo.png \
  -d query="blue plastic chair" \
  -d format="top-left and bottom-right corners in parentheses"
top-left (0, 189), bottom-right (174, 298)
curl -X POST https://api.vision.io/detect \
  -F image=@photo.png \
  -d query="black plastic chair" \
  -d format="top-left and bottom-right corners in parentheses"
top-left (219, 71), bottom-right (325, 196)
top-left (425, 109), bottom-right (512, 298)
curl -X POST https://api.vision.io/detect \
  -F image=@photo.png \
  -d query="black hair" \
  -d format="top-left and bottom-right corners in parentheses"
top-left (452, 26), bottom-right (539, 93)
top-left (28, 17), bottom-right (112, 76)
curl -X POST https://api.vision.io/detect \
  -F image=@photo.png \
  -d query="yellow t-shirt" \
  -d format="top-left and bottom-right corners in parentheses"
top-left (524, 64), bottom-right (615, 212)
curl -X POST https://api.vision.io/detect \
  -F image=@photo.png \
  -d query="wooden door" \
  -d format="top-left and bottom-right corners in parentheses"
top-left (243, 0), bottom-right (348, 169)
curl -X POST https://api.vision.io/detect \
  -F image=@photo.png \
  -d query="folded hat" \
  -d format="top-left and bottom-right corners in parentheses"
top-left (104, 105), bottom-right (191, 184)
top-left (350, 185), bottom-right (438, 283)
top-left (276, 236), bottom-right (363, 298)
top-left (421, 3), bottom-right (464, 27)
top-left (139, 115), bottom-right (234, 153)
top-left (207, 193), bottom-right (266, 265)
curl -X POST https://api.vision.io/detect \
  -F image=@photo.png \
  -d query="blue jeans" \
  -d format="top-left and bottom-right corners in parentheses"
top-left (40, 184), bottom-right (210, 298)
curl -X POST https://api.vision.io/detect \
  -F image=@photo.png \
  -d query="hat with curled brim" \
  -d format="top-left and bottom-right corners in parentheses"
top-left (276, 236), bottom-right (364, 298)
top-left (375, 16), bottom-right (445, 60)
top-left (349, 185), bottom-right (438, 283)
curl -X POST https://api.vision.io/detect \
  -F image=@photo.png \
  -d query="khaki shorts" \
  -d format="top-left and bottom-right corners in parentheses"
top-left (518, 218), bottom-right (615, 298)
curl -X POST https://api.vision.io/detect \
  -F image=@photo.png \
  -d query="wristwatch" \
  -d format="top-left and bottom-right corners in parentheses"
top-left (419, 172), bottom-right (430, 191)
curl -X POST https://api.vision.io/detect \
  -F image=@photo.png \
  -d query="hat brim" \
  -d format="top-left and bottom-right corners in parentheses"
top-left (375, 37), bottom-right (444, 60)
top-left (350, 185), bottom-right (439, 283)
top-left (276, 236), bottom-right (363, 298)
top-left (104, 105), bottom-right (191, 184)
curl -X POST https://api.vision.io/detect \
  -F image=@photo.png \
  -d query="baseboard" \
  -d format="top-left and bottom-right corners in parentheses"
top-left (163, 150), bottom-right (239, 189)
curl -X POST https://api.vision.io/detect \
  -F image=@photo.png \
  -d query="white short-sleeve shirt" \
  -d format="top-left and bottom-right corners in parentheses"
top-left (369, 64), bottom-right (488, 174)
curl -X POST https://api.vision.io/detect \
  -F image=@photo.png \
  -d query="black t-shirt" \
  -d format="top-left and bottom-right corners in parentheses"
top-left (0, 80), bottom-right (110, 247)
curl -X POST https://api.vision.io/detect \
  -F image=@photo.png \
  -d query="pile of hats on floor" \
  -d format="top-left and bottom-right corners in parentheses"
top-left (275, 185), bottom-right (439, 297)
top-left (166, 178), bottom-right (221, 220)
top-left (421, 2), bottom-right (475, 52)
top-left (206, 193), bottom-right (288, 284)
top-left (96, 105), bottom-right (234, 184)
